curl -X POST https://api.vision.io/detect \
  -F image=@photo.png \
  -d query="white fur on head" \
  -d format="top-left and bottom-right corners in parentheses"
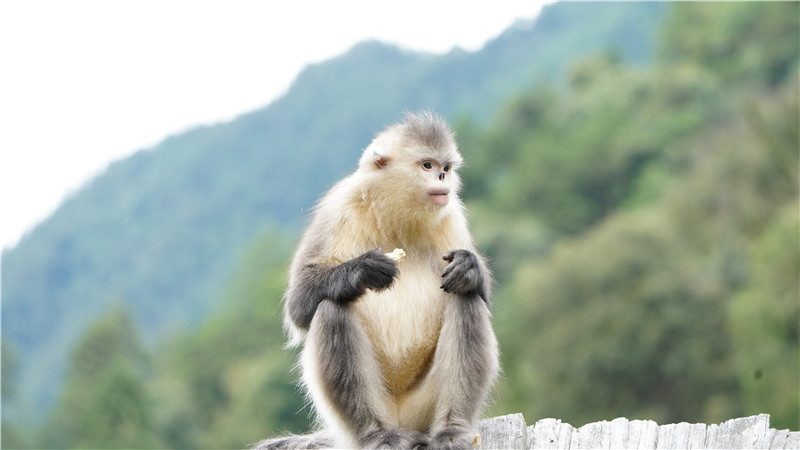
top-left (358, 111), bottom-right (462, 172)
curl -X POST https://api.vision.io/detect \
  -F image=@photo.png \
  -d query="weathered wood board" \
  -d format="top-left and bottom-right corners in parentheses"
top-left (477, 413), bottom-right (799, 449)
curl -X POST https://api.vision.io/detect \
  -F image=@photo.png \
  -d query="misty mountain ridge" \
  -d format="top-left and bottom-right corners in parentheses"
top-left (1, 2), bottom-right (666, 423)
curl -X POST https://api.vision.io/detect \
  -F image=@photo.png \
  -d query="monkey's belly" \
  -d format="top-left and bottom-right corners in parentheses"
top-left (352, 265), bottom-right (447, 396)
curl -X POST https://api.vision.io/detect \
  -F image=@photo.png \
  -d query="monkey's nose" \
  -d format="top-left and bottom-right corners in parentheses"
top-left (438, 172), bottom-right (446, 181)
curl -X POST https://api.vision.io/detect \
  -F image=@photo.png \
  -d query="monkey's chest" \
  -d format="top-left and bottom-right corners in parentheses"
top-left (351, 263), bottom-right (448, 396)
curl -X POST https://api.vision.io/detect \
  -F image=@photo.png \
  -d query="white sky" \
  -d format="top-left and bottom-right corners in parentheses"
top-left (0, 0), bottom-right (550, 250)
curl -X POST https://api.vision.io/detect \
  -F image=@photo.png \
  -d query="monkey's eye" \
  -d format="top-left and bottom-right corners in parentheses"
top-left (422, 161), bottom-right (433, 170)
top-left (443, 164), bottom-right (451, 173)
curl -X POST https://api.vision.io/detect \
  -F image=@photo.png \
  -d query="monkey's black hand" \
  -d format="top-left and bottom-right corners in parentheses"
top-left (329, 249), bottom-right (398, 304)
top-left (441, 250), bottom-right (488, 303)
top-left (351, 249), bottom-right (398, 292)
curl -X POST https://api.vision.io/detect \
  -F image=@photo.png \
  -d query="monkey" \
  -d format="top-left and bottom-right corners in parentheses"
top-left (255, 111), bottom-right (499, 450)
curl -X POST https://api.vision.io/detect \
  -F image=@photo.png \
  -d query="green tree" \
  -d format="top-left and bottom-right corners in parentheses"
top-left (42, 306), bottom-right (160, 449)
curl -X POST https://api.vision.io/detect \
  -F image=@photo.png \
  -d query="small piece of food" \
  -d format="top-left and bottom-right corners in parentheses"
top-left (385, 248), bottom-right (406, 262)
top-left (472, 433), bottom-right (482, 447)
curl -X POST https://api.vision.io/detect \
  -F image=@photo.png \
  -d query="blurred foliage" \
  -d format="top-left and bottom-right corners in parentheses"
top-left (5, 2), bottom-right (799, 448)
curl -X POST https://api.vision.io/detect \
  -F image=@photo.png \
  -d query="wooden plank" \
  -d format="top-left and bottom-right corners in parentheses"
top-left (529, 418), bottom-right (569, 450)
top-left (704, 423), bottom-right (720, 448)
top-left (654, 421), bottom-right (707, 449)
top-left (478, 413), bottom-right (527, 450)
top-left (555, 419), bottom-right (575, 449)
top-left (712, 414), bottom-right (769, 449)
top-left (784, 428), bottom-right (800, 450)
top-left (656, 423), bottom-right (676, 448)
top-left (767, 427), bottom-right (800, 449)
top-left (477, 413), bottom-right (798, 449)
top-left (608, 417), bottom-right (630, 449)
top-left (687, 422), bottom-right (707, 448)
top-left (571, 420), bottom-right (603, 449)
top-left (627, 419), bottom-right (659, 449)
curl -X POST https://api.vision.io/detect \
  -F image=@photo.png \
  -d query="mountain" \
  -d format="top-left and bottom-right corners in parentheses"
top-left (1, 2), bottom-right (666, 423)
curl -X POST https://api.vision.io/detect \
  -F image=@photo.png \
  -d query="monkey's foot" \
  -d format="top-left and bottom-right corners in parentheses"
top-left (429, 426), bottom-right (474, 450)
top-left (362, 427), bottom-right (429, 449)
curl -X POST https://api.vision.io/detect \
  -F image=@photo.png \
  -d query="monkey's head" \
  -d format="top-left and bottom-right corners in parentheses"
top-left (357, 111), bottom-right (464, 214)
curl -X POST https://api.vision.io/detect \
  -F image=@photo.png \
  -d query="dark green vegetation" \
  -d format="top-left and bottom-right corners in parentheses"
top-left (3, 2), bottom-right (798, 448)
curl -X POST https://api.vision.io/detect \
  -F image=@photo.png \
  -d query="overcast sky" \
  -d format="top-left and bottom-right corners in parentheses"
top-left (0, 0), bottom-right (551, 250)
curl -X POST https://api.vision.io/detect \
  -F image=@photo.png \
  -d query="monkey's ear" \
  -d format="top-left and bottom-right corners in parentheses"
top-left (374, 155), bottom-right (390, 169)
top-left (360, 147), bottom-right (390, 170)
top-left (359, 136), bottom-right (394, 170)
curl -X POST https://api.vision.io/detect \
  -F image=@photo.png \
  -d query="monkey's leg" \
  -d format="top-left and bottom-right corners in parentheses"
top-left (431, 251), bottom-right (499, 450)
top-left (427, 298), bottom-right (498, 450)
top-left (304, 300), bottom-right (429, 449)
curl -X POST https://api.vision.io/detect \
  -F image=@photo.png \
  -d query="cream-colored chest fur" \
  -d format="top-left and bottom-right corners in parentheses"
top-left (351, 254), bottom-right (449, 396)
top-left (314, 186), bottom-right (473, 396)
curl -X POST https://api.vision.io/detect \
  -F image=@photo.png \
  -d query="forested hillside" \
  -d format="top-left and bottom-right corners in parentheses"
top-left (1, 1), bottom-right (666, 429)
top-left (4, 2), bottom-right (799, 449)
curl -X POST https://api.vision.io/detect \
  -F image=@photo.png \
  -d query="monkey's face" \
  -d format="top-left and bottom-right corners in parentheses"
top-left (417, 159), bottom-right (453, 207)
top-left (358, 126), bottom-right (463, 214)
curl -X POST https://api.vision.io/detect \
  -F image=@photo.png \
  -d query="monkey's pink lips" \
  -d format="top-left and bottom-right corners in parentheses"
top-left (428, 188), bottom-right (450, 206)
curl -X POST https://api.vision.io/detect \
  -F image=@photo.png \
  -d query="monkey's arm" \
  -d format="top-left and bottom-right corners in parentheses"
top-left (440, 249), bottom-right (491, 304)
top-left (285, 249), bottom-right (398, 331)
